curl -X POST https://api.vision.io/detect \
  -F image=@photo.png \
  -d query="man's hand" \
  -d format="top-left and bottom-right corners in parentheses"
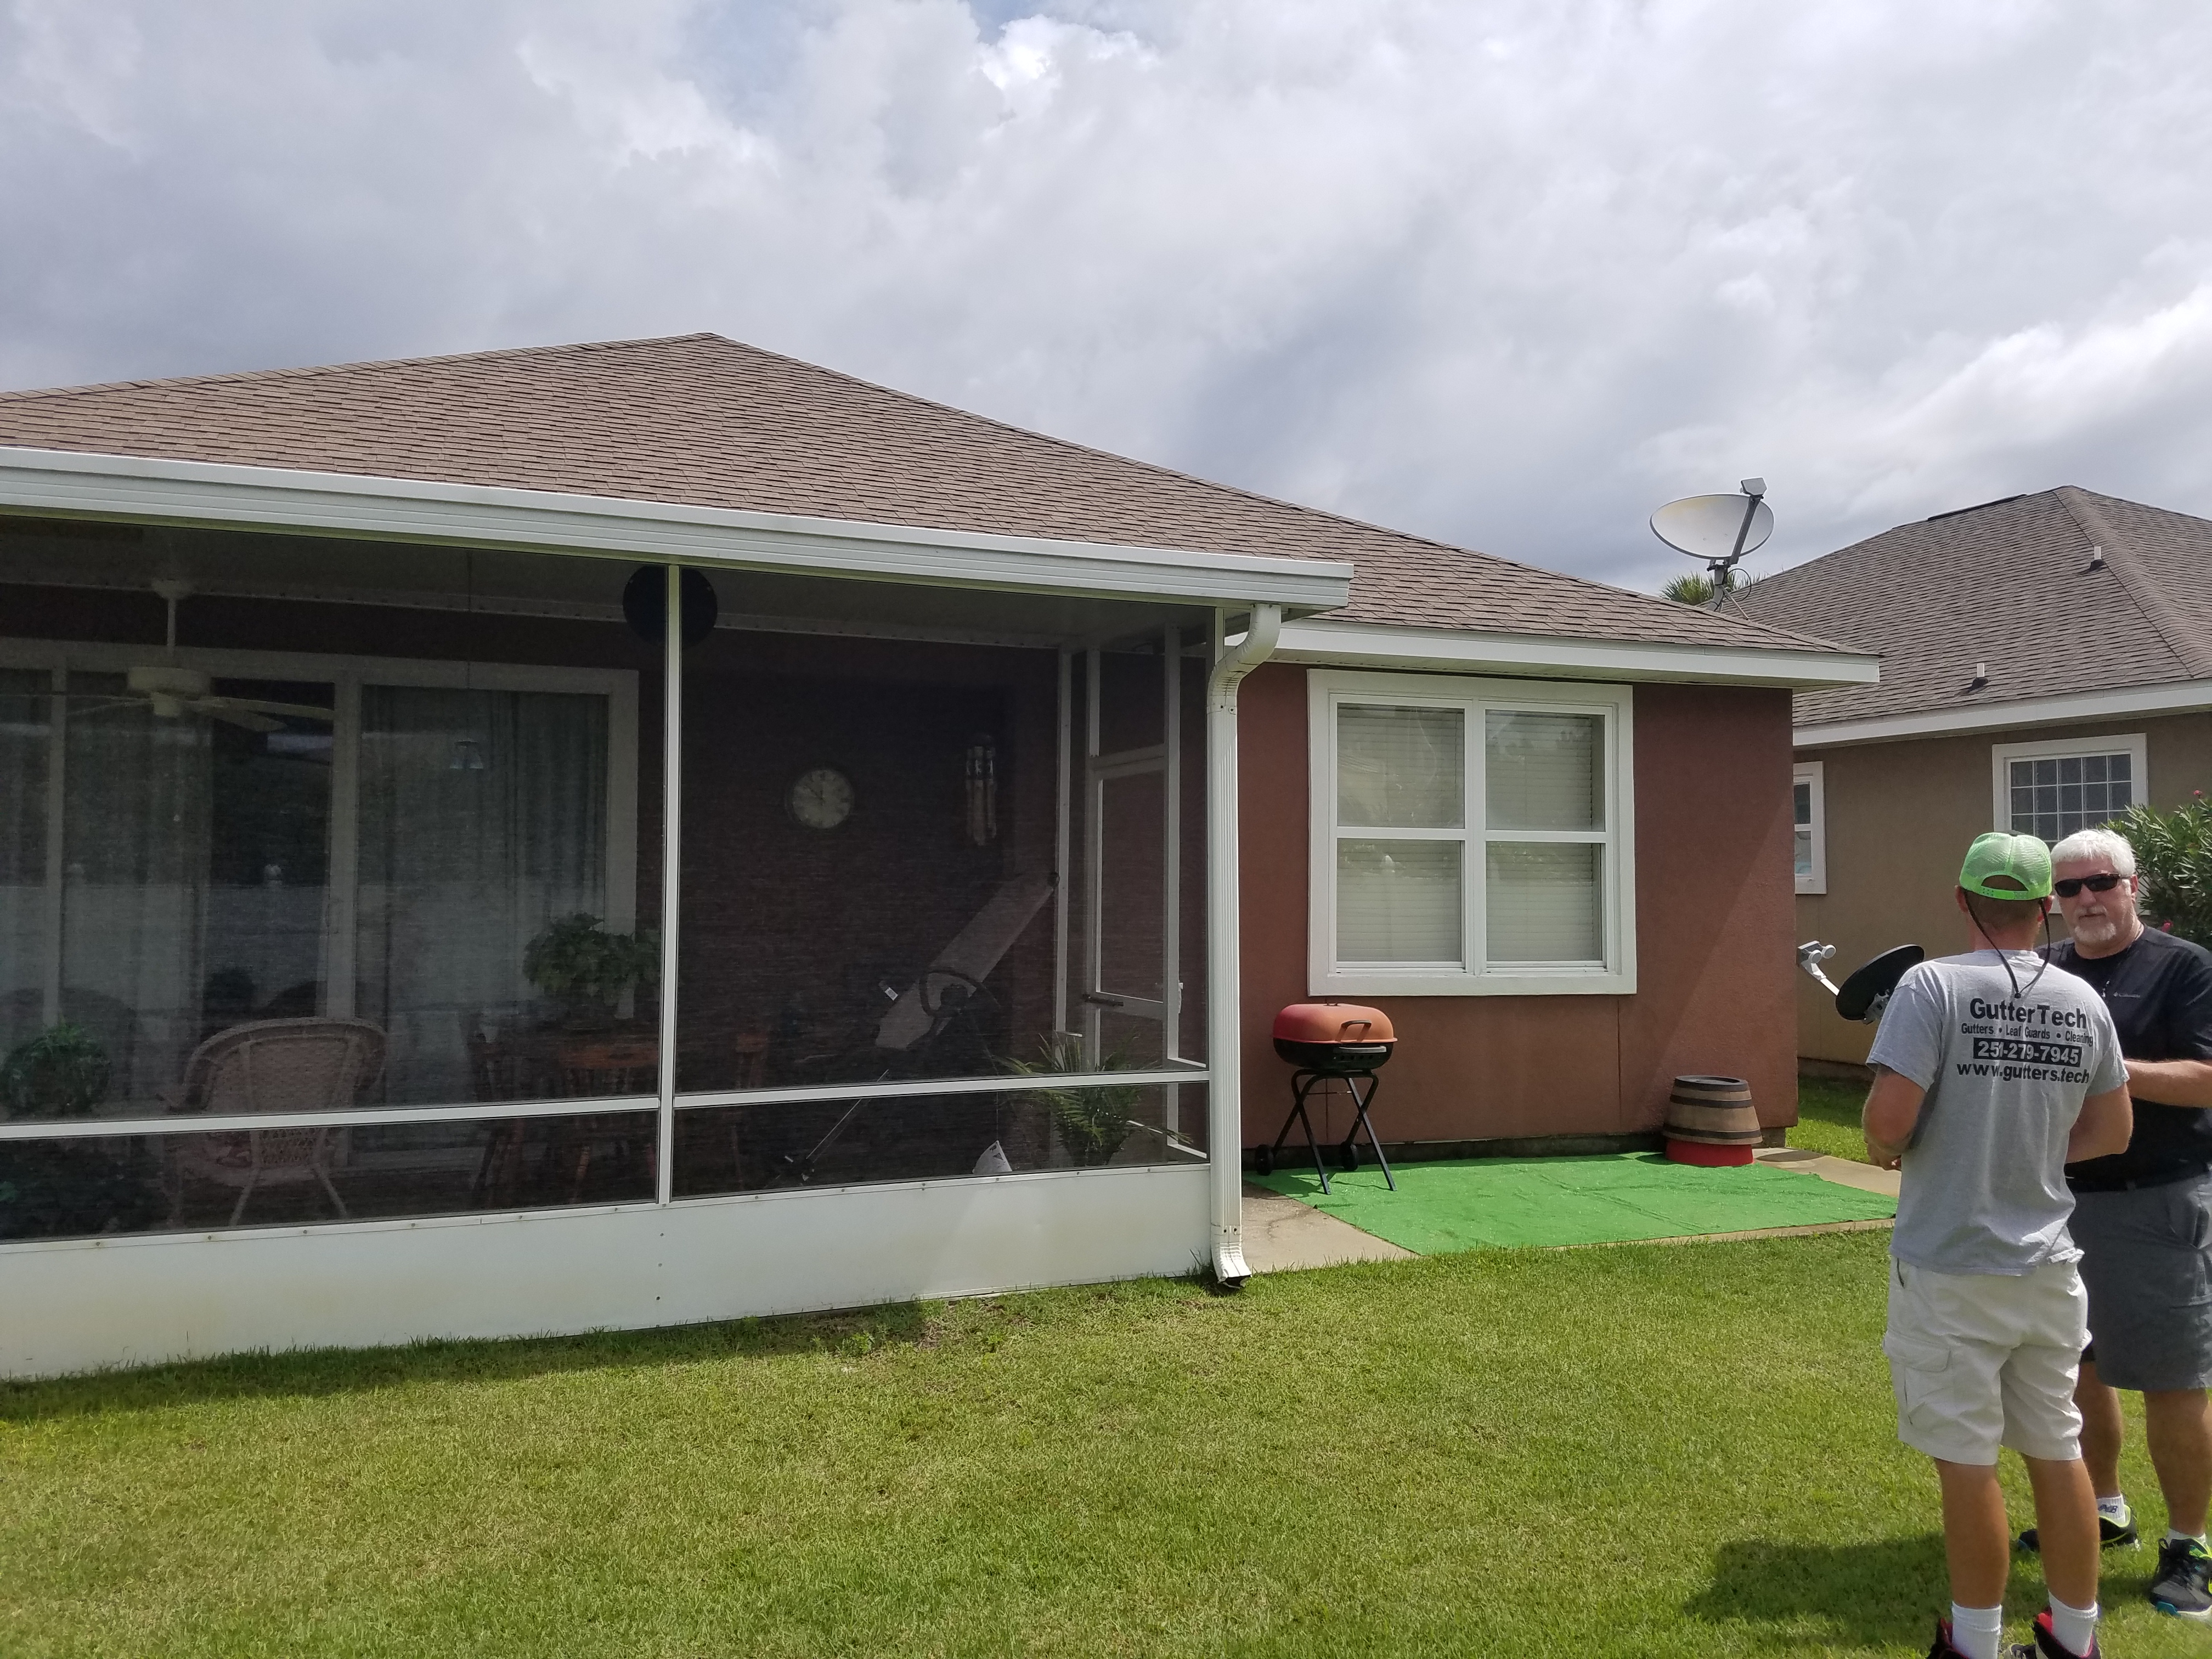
top-left (2070, 1083), bottom-right (2133, 1163)
top-left (2124, 1057), bottom-right (2212, 1109)
top-left (1863, 1067), bottom-right (1923, 1170)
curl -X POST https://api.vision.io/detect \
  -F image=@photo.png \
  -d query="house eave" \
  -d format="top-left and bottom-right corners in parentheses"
top-left (0, 444), bottom-right (1356, 614)
top-left (1273, 617), bottom-right (1879, 688)
top-left (1796, 679), bottom-right (2212, 748)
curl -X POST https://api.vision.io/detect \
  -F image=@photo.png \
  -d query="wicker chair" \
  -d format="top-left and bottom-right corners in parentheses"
top-left (166, 1018), bottom-right (386, 1227)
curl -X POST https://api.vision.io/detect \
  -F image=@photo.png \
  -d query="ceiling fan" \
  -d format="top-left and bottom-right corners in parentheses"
top-left (83, 581), bottom-right (335, 733)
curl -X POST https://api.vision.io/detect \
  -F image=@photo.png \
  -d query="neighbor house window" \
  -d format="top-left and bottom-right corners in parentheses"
top-left (1793, 761), bottom-right (1825, 895)
top-left (1991, 733), bottom-right (2145, 844)
top-left (1307, 670), bottom-right (1635, 996)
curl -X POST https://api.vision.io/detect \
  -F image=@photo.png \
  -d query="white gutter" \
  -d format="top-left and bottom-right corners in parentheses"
top-left (1797, 678), bottom-right (2212, 748)
top-left (1204, 602), bottom-right (1281, 1288)
top-left (0, 445), bottom-right (1355, 613)
top-left (1273, 617), bottom-right (1877, 689)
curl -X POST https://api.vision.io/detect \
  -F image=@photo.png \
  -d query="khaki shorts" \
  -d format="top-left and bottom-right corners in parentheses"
top-left (1883, 1256), bottom-right (2088, 1465)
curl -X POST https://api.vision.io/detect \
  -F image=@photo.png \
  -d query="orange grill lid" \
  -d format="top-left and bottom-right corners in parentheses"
top-left (1271, 1001), bottom-right (1395, 1045)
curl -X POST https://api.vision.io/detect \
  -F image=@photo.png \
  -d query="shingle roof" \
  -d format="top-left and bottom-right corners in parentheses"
top-left (1728, 486), bottom-right (2212, 727)
top-left (0, 332), bottom-right (1845, 656)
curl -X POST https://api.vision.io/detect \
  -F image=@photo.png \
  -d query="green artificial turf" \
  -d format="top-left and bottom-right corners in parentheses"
top-left (1792, 1074), bottom-right (1876, 1164)
top-left (7, 1233), bottom-right (2204, 1657)
top-left (1250, 1152), bottom-right (1894, 1252)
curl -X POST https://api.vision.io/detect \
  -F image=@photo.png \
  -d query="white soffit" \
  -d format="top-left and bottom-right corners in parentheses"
top-left (0, 445), bottom-right (1355, 613)
top-left (1273, 617), bottom-right (1880, 689)
top-left (1798, 679), bottom-right (2212, 747)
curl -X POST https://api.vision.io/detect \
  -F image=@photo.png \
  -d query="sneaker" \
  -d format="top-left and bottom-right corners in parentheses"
top-left (2149, 1533), bottom-right (2212, 1620)
top-left (1923, 1615), bottom-right (2038, 1658)
top-left (2015, 1513), bottom-right (2138, 1552)
top-left (2029, 1609), bottom-right (2097, 1656)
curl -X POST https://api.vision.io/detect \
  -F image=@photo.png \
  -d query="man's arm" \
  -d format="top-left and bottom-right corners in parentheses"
top-left (2125, 1058), bottom-right (2212, 1108)
top-left (2070, 1084), bottom-right (2133, 1163)
top-left (1863, 1066), bottom-right (1924, 1171)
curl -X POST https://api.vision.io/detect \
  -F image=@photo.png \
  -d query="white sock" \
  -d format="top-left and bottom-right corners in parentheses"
top-left (2166, 1526), bottom-right (2209, 1548)
top-left (2048, 1594), bottom-right (2098, 1657)
top-left (1950, 1602), bottom-right (2003, 1659)
top-left (2096, 1493), bottom-right (2130, 1525)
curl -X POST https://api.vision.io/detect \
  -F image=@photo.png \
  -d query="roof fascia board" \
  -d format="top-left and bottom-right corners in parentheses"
top-left (1273, 617), bottom-right (1880, 689)
top-left (0, 445), bottom-right (1354, 613)
top-left (1798, 679), bottom-right (2212, 747)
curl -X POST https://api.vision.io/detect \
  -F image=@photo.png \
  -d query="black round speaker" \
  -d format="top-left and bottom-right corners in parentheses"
top-left (622, 566), bottom-right (719, 648)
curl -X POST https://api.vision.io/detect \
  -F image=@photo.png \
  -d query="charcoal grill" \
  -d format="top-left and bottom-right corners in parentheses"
top-left (1254, 1001), bottom-right (1397, 1193)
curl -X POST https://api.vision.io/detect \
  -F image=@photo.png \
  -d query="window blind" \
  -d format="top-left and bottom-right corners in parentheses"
top-left (1337, 704), bottom-right (1463, 828)
top-left (1336, 839), bottom-right (1463, 963)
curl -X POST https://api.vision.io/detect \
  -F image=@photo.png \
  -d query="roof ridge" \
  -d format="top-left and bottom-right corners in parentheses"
top-left (0, 333), bottom-right (725, 406)
top-left (701, 337), bottom-right (1852, 652)
top-left (2056, 486), bottom-right (2212, 678)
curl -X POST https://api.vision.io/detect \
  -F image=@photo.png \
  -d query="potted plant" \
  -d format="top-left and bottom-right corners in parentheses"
top-left (1002, 1035), bottom-right (1144, 1169)
top-left (522, 914), bottom-right (661, 1030)
top-left (0, 1022), bottom-right (110, 1120)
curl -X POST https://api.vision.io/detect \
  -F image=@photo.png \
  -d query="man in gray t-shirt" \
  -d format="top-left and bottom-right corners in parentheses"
top-left (1861, 832), bottom-right (2132, 1659)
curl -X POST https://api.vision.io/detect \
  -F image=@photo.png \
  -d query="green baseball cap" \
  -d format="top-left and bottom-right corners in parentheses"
top-left (1960, 831), bottom-right (2053, 900)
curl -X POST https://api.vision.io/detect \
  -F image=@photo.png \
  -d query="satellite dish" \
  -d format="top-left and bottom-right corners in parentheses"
top-left (1797, 941), bottom-right (1925, 1024)
top-left (1651, 479), bottom-right (1773, 608)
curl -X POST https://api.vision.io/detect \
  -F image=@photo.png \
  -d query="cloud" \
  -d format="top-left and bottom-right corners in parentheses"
top-left (2, 0), bottom-right (2209, 591)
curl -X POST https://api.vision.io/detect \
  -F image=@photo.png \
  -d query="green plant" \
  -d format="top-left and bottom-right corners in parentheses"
top-left (1002, 1035), bottom-right (1144, 1167)
top-left (522, 915), bottom-right (661, 1014)
top-left (2115, 793), bottom-right (2212, 948)
top-left (0, 1023), bottom-right (110, 1120)
top-left (1658, 568), bottom-right (1750, 606)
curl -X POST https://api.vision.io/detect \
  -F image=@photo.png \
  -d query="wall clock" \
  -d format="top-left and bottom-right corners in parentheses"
top-left (787, 766), bottom-right (855, 830)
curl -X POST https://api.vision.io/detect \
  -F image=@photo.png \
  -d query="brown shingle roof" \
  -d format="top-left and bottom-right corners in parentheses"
top-left (1728, 486), bottom-right (2212, 727)
top-left (0, 332), bottom-right (1846, 656)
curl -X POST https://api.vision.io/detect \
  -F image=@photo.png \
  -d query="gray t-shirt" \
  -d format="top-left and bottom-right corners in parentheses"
top-left (1869, 950), bottom-right (2127, 1276)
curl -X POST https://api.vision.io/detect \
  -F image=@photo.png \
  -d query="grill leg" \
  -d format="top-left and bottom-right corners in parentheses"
top-left (1336, 1071), bottom-right (1395, 1190)
top-left (1268, 1070), bottom-right (1332, 1194)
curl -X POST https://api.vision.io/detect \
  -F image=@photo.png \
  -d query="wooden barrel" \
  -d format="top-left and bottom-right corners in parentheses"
top-left (1664, 1075), bottom-right (1758, 1167)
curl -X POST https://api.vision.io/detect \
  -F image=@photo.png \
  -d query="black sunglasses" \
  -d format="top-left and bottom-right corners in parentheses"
top-left (2053, 872), bottom-right (2126, 898)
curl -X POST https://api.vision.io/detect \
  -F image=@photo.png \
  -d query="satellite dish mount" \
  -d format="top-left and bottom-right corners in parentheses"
top-left (1651, 477), bottom-right (1773, 608)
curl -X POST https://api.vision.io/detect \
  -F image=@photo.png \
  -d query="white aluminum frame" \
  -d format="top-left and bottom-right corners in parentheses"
top-left (1990, 731), bottom-right (2148, 836)
top-left (1793, 760), bottom-right (1826, 895)
top-left (1306, 669), bottom-right (1637, 997)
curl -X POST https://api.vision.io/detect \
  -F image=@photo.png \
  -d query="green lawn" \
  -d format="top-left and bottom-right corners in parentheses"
top-left (3, 1234), bottom-right (2198, 1657)
top-left (1792, 1074), bottom-right (1874, 1163)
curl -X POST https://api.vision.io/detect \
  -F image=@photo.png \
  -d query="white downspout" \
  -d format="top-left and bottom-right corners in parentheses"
top-left (1204, 602), bottom-right (1280, 1287)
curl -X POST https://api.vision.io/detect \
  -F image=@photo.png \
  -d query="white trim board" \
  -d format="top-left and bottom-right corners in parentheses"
top-left (1798, 680), bottom-right (2212, 748)
top-left (1274, 617), bottom-right (1877, 690)
top-left (0, 1163), bottom-right (1210, 1379)
top-left (0, 445), bottom-right (1354, 613)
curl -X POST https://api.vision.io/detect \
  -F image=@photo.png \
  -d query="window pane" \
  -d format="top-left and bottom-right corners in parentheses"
top-left (0, 1112), bottom-right (656, 1240)
top-left (1793, 781), bottom-right (1811, 828)
top-left (1487, 843), bottom-right (1601, 963)
top-left (1336, 705), bottom-right (1463, 828)
top-left (1336, 839), bottom-right (1462, 963)
top-left (357, 687), bottom-right (610, 1109)
top-left (1487, 712), bottom-right (1600, 831)
top-left (673, 1081), bottom-right (1207, 1195)
top-left (1795, 828), bottom-right (1814, 878)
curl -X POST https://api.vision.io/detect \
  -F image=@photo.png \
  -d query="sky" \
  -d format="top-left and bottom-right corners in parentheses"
top-left (3, 0), bottom-right (2209, 593)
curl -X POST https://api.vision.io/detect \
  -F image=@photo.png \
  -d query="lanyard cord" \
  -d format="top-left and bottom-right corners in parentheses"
top-left (1965, 892), bottom-right (2052, 1000)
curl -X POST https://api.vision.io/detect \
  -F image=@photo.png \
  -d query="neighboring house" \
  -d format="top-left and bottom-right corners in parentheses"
top-left (0, 334), bottom-right (1871, 1377)
top-left (1731, 486), bottom-right (2212, 1067)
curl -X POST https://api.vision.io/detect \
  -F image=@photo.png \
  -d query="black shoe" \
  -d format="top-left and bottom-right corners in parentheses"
top-left (2149, 1533), bottom-right (2212, 1620)
top-left (2015, 1513), bottom-right (2138, 1553)
top-left (1924, 1615), bottom-right (2036, 1658)
top-left (2029, 1609), bottom-right (2096, 1656)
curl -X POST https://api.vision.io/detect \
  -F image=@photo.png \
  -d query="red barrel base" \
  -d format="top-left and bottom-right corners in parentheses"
top-left (1664, 1137), bottom-right (1756, 1167)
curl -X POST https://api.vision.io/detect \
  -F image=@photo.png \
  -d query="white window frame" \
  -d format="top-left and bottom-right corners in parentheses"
top-left (0, 632), bottom-right (640, 1035)
top-left (1793, 760), bottom-right (1826, 895)
top-left (1307, 669), bottom-right (1636, 997)
top-left (1990, 731), bottom-right (2146, 841)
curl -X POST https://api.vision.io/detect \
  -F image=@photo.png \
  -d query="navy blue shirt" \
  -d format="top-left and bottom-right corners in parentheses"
top-left (2049, 925), bottom-right (2212, 1189)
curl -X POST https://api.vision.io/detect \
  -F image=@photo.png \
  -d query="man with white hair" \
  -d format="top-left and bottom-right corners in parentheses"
top-left (2015, 824), bottom-right (2212, 1622)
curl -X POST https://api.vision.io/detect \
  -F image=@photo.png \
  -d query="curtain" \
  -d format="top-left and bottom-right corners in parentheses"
top-left (356, 687), bottom-right (607, 1105)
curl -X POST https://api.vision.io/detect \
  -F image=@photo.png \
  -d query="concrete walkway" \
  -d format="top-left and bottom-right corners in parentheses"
top-left (1753, 1144), bottom-right (1901, 1199)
